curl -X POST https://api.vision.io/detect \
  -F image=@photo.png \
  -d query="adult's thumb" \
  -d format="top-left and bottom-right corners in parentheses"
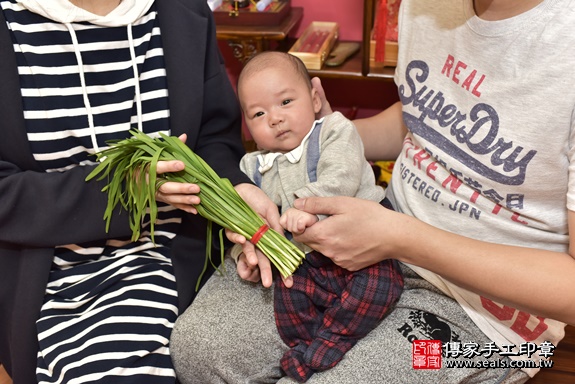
top-left (293, 196), bottom-right (340, 216)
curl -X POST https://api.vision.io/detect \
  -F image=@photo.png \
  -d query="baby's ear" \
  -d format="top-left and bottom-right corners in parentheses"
top-left (311, 88), bottom-right (322, 114)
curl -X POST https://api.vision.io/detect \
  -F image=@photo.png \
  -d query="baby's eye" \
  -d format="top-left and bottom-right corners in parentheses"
top-left (253, 111), bottom-right (264, 118)
top-left (281, 99), bottom-right (292, 106)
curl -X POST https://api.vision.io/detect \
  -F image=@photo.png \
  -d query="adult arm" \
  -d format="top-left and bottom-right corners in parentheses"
top-left (293, 196), bottom-right (575, 326)
top-left (353, 101), bottom-right (407, 162)
top-left (0, 160), bottom-right (135, 247)
top-left (312, 77), bottom-right (406, 162)
top-left (0, 147), bottom-right (198, 247)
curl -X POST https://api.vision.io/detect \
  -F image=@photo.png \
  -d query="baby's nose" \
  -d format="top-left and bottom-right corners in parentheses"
top-left (269, 112), bottom-right (284, 126)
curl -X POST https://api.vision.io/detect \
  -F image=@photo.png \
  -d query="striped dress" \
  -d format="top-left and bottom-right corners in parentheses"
top-left (1, 1), bottom-right (180, 382)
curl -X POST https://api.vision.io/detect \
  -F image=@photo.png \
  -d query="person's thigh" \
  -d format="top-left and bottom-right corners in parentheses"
top-left (171, 257), bottom-right (287, 384)
top-left (171, 260), bottom-right (530, 384)
top-left (278, 265), bottom-right (530, 384)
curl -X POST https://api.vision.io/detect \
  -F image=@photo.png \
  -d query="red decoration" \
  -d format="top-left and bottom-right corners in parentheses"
top-left (373, 0), bottom-right (401, 63)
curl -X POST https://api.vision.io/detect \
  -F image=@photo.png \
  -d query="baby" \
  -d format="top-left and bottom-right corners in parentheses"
top-left (235, 51), bottom-right (404, 382)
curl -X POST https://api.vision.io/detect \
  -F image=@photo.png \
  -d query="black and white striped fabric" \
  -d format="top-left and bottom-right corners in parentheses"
top-left (1, 1), bottom-right (180, 382)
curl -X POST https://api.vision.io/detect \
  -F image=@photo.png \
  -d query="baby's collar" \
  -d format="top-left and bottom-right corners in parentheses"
top-left (257, 117), bottom-right (325, 174)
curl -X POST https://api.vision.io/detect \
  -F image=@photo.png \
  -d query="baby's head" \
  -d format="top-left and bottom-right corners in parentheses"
top-left (237, 51), bottom-right (322, 153)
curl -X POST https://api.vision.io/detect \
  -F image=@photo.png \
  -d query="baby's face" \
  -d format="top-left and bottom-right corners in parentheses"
top-left (239, 65), bottom-right (320, 153)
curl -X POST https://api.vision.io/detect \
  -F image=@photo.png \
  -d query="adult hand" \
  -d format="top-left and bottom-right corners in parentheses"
top-left (154, 134), bottom-right (201, 214)
top-left (235, 246), bottom-right (274, 287)
top-left (293, 196), bottom-right (400, 271)
top-left (311, 77), bottom-right (333, 119)
top-left (229, 183), bottom-right (293, 288)
top-left (234, 183), bottom-right (282, 233)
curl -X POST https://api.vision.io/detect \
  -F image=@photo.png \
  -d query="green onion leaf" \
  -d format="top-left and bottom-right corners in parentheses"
top-left (86, 129), bottom-right (305, 286)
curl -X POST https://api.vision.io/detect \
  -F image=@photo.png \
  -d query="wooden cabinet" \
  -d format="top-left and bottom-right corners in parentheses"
top-left (307, 0), bottom-right (395, 81)
top-left (215, 7), bottom-right (304, 64)
top-left (214, 0), bottom-right (395, 81)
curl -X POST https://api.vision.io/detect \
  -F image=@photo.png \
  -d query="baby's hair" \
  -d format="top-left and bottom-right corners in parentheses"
top-left (238, 51), bottom-right (312, 90)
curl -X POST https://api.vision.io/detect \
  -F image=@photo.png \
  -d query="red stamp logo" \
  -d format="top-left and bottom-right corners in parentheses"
top-left (413, 340), bottom-right (442, 369)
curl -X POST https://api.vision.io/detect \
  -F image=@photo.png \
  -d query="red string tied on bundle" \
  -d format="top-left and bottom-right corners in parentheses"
top-left (250, 224), bottom-right (270, 245)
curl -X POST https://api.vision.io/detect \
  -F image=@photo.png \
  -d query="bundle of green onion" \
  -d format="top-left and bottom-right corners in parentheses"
top-left (86, 129), bottom-right (304, 281)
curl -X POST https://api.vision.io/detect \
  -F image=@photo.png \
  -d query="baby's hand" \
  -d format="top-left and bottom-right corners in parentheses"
top-left (279, 208), bottom-right (319, 235)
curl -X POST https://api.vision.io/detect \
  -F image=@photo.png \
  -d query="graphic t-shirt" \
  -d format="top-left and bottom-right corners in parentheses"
top-left (390, 0), bottom-right (573, 375)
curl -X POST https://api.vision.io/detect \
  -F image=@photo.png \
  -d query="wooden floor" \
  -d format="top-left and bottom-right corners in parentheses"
top-left (0, 326), bottom-right (573, 383)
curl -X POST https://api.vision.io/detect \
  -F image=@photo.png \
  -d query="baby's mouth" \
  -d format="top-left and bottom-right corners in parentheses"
top-left (276, 130), bottom-right (289, 138)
